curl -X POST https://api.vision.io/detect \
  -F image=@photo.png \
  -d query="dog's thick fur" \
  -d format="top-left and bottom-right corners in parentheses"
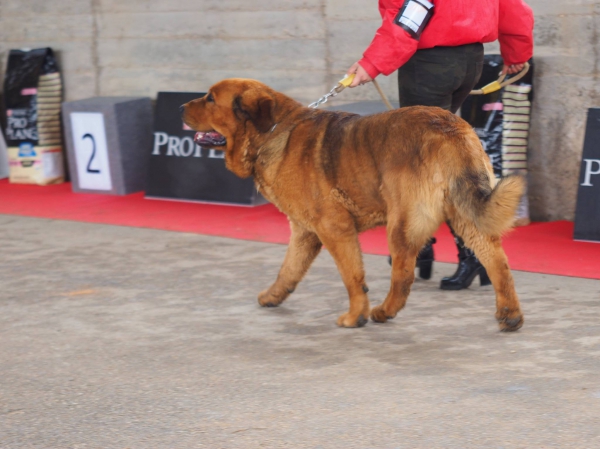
top-left (182, 79), bottom-right (524, 331)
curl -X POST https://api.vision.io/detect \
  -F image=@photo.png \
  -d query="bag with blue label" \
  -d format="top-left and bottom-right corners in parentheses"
top-left (2, 47), bottom-right (64, 184)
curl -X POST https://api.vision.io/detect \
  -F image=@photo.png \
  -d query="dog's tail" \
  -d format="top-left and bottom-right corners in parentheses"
top-left (451, 163), bottom-right (525, 238)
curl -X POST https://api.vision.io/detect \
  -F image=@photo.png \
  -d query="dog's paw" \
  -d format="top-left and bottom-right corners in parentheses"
top-left (496, 308), bottom-right (524, 332)
top-left (336, 313), bottom-right (368, 328)
top-left (258, 289), bottom-right (284, 308)
top-left (370, 305), bottom-right (396, 323)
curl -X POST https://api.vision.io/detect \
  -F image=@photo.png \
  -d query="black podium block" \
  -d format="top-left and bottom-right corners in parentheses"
top-left (145, 92), bottom-right (266, 205)
top-left (574, 108), bottom-right (600, 242)
top-left (0, 130), bottom-right (7, 179)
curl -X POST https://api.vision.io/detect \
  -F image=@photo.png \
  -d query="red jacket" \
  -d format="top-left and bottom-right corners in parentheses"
top-left (359, 0), bottom-right (534, 79)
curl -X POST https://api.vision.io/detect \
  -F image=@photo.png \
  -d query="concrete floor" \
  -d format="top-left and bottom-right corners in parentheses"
top-left (1, 215), bottom-right (599, 449)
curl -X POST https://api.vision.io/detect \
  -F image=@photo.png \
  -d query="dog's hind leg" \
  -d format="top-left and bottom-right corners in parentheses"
top-left (370, 216), bottom-right (428, 324)
top-left (453, 221), bottom-right (524, 331)
top-left (258, 221), bottom-right (322, 308)
top-left (314, 216), bottom-right (370, 328)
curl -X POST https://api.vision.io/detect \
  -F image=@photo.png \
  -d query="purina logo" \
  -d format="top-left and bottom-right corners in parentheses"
top-left (581, 159), bottom-right (600, 187)
top-left (18, 142), bottom-right (36, 157)
top-left (151, 132), bottom-right (224, 159)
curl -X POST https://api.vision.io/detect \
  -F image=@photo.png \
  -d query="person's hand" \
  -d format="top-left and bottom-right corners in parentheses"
top-left (346, 62), bottom-right (373, 87)
top-left (502, 63), bottom-right (525, 75)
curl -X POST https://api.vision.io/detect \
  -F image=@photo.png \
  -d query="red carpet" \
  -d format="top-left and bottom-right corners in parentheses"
top-left (1, 179), bottom-right (599, 279)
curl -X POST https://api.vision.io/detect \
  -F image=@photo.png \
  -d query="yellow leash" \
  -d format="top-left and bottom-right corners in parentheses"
top-left (469, 62), bottom-right (530, 95)
top-left (309, 74), bottom-right (395, 110)
top-left (372, 79), bottom-right (394, 111)
top-left (309, 62), bottom-right (530, 110)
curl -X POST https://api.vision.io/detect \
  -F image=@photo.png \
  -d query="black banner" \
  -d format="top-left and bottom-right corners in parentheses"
top-left (574, 108), bottom-right (600, 242)
top-left (145, 92), bottom-right (265, 205)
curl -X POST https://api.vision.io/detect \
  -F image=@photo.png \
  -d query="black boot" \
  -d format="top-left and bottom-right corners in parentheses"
top-left (440, 241), bottom-right (491, 290)
top-left (387, 238), bottom-right (436, 280)
top-left (416, 238), bottom-right (436, 280)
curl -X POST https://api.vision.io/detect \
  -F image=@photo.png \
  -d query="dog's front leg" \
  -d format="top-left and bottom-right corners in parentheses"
top-left (316, 219), bottom-right (370, 328)
top-left (258, 221), bottom-right (322, 308)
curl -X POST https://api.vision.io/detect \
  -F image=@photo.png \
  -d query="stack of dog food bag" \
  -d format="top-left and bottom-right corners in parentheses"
top-left (460, 55), bottom-right (534, 226)
top-left (2, 48), bottom-right (64, 185)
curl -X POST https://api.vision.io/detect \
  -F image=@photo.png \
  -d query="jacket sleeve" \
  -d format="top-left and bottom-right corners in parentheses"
top-left (358, 1), bottom-right (420, 79)
top-left (498, 0), bottom-right (534, 65)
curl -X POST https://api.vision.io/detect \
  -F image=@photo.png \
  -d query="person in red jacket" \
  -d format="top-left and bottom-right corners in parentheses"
top-left (346, 0), bottom-right (534, 290)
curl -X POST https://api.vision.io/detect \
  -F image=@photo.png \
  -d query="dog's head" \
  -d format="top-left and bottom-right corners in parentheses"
top-left (181, 78), bottom-right (283, 178)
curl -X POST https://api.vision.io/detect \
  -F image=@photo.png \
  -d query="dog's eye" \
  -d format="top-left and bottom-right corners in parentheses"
top-left (206, 93), bottom-right (214, 103)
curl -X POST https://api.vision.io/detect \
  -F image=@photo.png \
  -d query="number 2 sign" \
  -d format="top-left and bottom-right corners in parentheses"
top-left (69, 112), bottom-right (112, 191)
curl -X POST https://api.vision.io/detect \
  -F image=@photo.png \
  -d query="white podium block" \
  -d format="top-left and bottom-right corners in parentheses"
top-left (62, 97), bottom-right (152, 195)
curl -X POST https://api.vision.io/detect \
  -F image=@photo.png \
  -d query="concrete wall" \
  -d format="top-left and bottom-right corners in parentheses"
top-left (0, 0), bottom-right (597, 221)
top-left (523, 0), bottom-right (600, 221)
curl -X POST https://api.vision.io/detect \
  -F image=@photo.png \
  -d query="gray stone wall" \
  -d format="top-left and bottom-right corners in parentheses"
top-left (0, 0), bottom-right (597, 221)
top-left (524, 0), bottom-right (599, 221)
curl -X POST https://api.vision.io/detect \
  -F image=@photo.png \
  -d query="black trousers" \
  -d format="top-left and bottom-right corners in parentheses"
top-left (398, 43), bottom-right (484, 114)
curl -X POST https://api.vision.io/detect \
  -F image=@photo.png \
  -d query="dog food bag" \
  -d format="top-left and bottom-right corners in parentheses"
top-left (2, 48), bottom-right (64, 185)
top-left (460, 55), bottom-right (534, 226)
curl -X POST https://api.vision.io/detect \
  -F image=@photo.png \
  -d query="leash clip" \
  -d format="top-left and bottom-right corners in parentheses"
top-left (308, 74), bottom-right (356, 108)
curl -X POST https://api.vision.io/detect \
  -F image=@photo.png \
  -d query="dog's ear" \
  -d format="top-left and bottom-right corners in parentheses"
top-left (233, 90), bottom-right (274, 134)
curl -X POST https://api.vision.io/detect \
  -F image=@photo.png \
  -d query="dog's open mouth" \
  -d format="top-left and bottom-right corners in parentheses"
top-left (194, 131), bottom-right (226, 147)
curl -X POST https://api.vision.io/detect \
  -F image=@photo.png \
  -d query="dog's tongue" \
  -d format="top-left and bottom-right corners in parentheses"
top-left (194, 131), bottom-right (226, 147)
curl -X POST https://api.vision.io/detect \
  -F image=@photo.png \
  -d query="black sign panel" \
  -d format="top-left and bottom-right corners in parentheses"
top-left (574, 108), bottom-right (600, 242)
top-left (145, 92), bottom-right (265, 205)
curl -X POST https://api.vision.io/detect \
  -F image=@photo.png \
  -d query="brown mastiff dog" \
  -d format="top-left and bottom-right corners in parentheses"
top-left (181, 79), bottom-right (525, 332)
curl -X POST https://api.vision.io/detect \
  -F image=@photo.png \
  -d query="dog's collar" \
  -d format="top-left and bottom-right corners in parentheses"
top-left (255, 121), bottom-right (290, 161)
top-left (257, 123), bottom-right (279, 157)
